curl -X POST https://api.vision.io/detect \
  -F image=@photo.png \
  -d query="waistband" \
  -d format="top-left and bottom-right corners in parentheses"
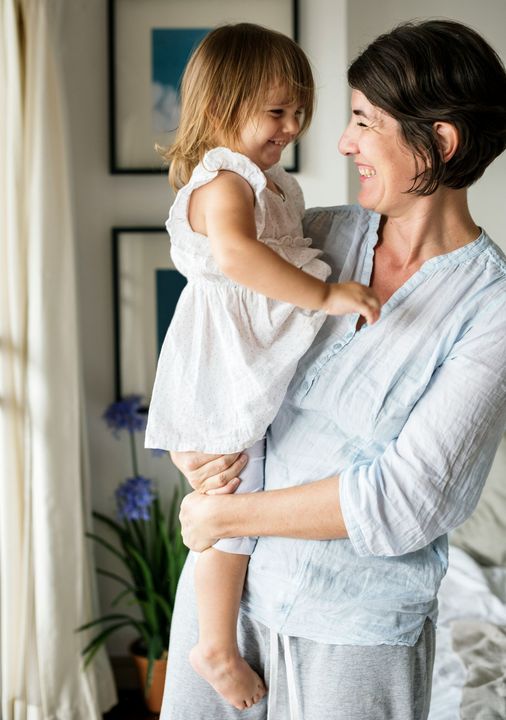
top-left (267, 629), bottom-right (301, 720)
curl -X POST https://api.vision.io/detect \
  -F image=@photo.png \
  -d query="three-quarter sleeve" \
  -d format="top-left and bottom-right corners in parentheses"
top-left (340, 292), bottom-right (506, 557)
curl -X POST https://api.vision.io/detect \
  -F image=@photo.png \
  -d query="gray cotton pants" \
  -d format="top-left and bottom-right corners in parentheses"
top-left (160, 557), bottom-right (435, 720)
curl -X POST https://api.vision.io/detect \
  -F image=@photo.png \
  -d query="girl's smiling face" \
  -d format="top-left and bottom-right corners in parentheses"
top-left (339, 90), bottom-right (423, 218)
top-left (233, 88), bottom-right (304, 170)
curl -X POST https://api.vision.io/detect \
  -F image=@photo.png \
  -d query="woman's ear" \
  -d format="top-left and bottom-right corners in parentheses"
top-left (433, 122), bottom-right (459, 162)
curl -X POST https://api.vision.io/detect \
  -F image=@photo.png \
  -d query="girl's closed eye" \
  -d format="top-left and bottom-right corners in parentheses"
top-left (266, 106), bottom-right (304, 119)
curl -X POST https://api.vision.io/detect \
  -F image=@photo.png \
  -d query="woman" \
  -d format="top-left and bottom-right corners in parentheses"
top-left (162, 19), bottom-right (506, 720)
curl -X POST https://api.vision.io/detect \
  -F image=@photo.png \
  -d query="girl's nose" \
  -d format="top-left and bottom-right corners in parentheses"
top-left (285, 115), bottom-right (300, 135)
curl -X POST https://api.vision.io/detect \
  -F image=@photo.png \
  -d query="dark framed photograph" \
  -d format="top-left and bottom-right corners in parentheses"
top-left (112, 227), bottom-right (186, 403)
top-left (108, 0), bottom-right (299, 174)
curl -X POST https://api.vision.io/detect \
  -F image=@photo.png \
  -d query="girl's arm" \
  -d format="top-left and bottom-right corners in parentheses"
top-left (178, 476), bottom-right (347, 553)
top-left (189, 171), bottom-right (380, 324)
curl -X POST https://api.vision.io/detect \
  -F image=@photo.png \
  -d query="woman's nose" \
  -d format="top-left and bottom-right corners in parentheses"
top-left (338, 126), bottom-right (356, 156)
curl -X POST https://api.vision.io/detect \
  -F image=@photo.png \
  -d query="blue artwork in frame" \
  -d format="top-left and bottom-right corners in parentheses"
top-left (152, 28), bottom-right (209, 133)
top-left (109, 0), bottom-right (298, 173)
top-left (112, 227), bottom-right (188, 403)
top-left (156, 269), bottom-right (187, 354)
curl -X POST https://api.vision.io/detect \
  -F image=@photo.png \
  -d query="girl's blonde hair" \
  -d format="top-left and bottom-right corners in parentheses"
top-left (164, 23), bottom-right (315, 190)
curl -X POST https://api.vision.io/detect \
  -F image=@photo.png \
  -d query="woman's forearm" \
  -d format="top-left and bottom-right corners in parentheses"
top-left (215, 476), bottom-right (348, 540)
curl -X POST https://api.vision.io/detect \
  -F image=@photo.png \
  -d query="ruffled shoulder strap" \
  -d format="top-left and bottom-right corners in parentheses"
top-left (268, 163), bottom-right (305, 219)
top-left (167, 147), bottom-right (267, 238)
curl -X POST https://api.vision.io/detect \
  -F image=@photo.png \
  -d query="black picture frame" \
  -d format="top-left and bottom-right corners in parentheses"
top-left (108, 0), bottom-right (300, 174)
top-left (112, 226), bottom-right (187, 403)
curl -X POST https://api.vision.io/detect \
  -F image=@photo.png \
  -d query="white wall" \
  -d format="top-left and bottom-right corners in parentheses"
top-left (297, 0), bottom-right (348, 207)
top-left (61, 0), bottom-right (505, 656)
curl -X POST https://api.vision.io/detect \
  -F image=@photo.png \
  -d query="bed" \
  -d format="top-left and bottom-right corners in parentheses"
top-left (428, 435), bottom-right (506, 720)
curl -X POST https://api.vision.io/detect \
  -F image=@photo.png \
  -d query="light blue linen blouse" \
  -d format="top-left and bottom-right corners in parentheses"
top-left (241, 204), bottom-right (506, 646)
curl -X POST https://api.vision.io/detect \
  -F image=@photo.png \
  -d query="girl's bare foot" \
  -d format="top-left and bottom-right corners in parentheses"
top-left (189, 643), bottom-right (266, 710)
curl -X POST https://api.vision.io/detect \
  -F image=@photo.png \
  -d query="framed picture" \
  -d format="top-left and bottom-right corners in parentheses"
top-left (108, 0), bottom-right (299, 174)
top-left (112, 227), bottom-right (186, 403)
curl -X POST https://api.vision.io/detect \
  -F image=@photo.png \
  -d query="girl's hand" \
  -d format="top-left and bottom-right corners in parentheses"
top-left (179, 491), bottom-right (220, 551)
top-left (323, 281), bottom-right (381, 325)
top-left (170, 450), bottom-right (247, 494)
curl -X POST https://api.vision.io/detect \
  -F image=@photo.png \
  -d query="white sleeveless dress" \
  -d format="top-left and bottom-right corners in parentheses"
top-left (145, 147), bottom-right (330, 454)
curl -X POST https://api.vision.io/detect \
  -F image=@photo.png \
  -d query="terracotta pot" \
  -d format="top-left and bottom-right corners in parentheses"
top-left (130, 643), bottom-right (168, 714)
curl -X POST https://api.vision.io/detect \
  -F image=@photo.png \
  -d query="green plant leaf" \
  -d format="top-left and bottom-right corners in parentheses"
top-left (76, 612), bottom-right (140, 632)
top-left (117, 528), bottom-right (143, 571)
top-left (85, 461), bottom-right (190, 666)
top-left (151, 499), bottom-right (163, 577)
top-left (96, 567), bottom-right (135, 591)
top-left (92, 511), bottom-right (128, 540)
top-left (153, 592), bottom-right (173, 623)
top-left (168, 485), bottom-right (180, 536)
top-left (126, 546), bottom-right (161, 636)
top-left (111, 587), bottom-right (135, 608)
top-left (143, 634), bottom-right (166, 693)
top-left (129, 545), bottom-right (155, 594)
top-left (136, 598), bottom-right (158, 634)
top-left (81, 621), bottom-right (139, 667)
top-left (126, 518), bottom-right (147, 556)
top-left (86, 532), bottom-right (128, 565)
top-left (167, 544), bottom-right (178, 607)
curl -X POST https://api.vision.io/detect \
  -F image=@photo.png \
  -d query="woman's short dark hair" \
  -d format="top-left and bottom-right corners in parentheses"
top-left (348, 20), bottom-right (506, 194)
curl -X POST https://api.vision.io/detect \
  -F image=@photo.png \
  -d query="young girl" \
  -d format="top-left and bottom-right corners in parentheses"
top-left (145, 23), bottom-right (380, 711)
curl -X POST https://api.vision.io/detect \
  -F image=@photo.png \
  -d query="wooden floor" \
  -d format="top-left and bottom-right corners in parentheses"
top-left (103, 689), bottom-right (159, 720)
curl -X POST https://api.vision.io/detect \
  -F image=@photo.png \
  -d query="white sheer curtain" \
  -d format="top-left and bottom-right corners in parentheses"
top-left (0, 0), bottom-right (117, 717)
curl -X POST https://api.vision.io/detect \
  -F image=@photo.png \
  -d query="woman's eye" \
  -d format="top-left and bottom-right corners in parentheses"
top-left (269, 109), bottom-right (283, 116)
top-left (357, 121), bottom-right (368, 128)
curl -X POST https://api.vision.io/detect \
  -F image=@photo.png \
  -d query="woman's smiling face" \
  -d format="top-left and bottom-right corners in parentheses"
top-left (339, 90), bottom-right (423, 218)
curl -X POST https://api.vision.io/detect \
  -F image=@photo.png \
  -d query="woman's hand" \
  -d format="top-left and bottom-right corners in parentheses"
top-left (179, 490), bottom-right (222, 551)
top-left (170, 450), bottom-right (247, 494)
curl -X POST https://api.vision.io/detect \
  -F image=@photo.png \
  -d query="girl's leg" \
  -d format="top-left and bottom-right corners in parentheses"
top-left (160, 555), bottom-right (268, 720)
top-left (190, 438), bottom-right (266, 709)
top-left (190, 549), bottom-right (265, 709)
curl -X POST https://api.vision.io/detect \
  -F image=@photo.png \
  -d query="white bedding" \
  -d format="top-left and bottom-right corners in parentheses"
top-left (428, 545), bottom-right (506, 720)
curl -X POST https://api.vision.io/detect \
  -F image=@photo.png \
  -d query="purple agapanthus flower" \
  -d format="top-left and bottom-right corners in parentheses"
top-left (115, 476), bottom-right (156, 521)
top-left (103, 395), bottom-right (147, 437)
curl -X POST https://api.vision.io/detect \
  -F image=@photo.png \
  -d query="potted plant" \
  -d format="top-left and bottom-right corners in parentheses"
top-left (78, 396), bottom-right (188, 713)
